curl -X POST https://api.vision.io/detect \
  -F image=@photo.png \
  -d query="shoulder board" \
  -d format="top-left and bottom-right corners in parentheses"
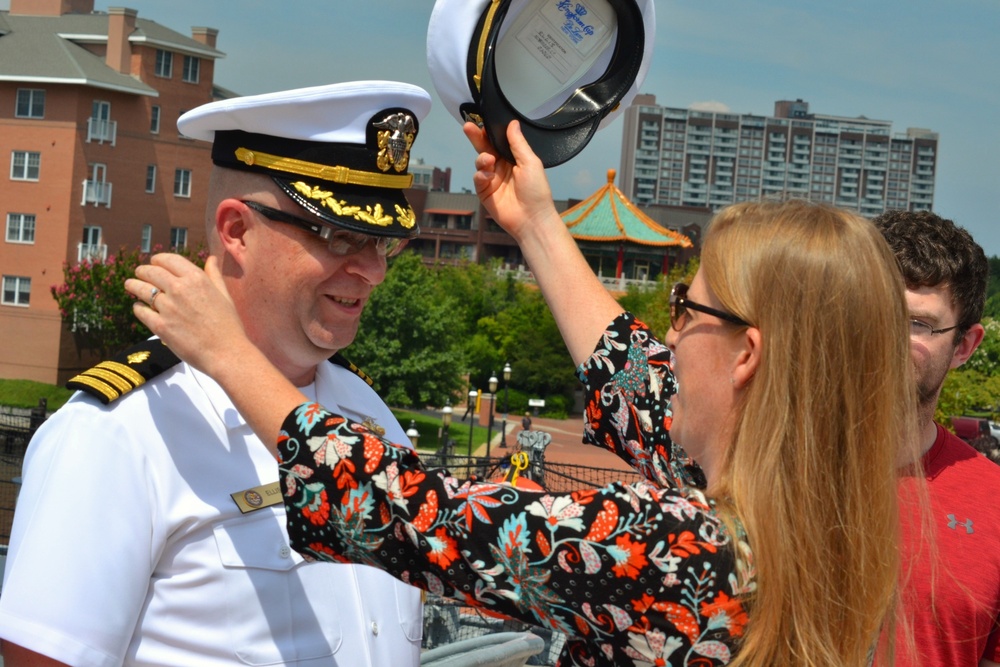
top-left (328, 352), bottom-right (374, 387)
top-left (66, 339), bottom-right (181, 405)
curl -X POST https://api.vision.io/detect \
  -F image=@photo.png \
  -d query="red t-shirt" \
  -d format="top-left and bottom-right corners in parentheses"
top-left (896, 424), bottom-right (1000, 665)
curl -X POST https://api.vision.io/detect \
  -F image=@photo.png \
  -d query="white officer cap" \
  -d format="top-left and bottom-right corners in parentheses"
top-left (427, 0), bottom-right (655, 168)
top-left (178, 81), bottom-right (432, 237)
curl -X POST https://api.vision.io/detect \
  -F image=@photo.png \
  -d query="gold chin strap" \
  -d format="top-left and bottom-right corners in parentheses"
top-left (234, 147), bottom-right (414, 189)
top-left (474, 0), bottom-right (503, 91)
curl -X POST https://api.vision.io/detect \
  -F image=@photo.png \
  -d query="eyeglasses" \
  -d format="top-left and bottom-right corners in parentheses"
top-left (909, 319), bottom-right (960, 339)
top-left (669, 282), bottom-right (750, 332)
top-left (240, 200), bottom-right (408, 258)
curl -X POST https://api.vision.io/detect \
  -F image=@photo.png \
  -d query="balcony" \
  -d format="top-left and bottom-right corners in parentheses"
top-left (78, 243), bottom-right (108, 263)
top-left (86, 118), bottom-right (117, 145)
top-left (82, 180), bottom-right (113, 207)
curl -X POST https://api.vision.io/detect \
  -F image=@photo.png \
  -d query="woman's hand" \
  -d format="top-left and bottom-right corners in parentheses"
top-left (126, 254), bottom-right (249, 378)
top-left (463, 120), bottom-right (560, 241)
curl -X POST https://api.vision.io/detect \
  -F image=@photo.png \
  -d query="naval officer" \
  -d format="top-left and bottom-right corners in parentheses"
top-left (0, 80), bottom-right (429, 667)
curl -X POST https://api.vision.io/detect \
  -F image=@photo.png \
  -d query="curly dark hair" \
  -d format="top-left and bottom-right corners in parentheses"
top-left (873, 210), bottom-right (988, 334)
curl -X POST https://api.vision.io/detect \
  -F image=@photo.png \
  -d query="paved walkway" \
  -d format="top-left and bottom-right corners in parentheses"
top-left (471, 414), bottom-right (634, 473)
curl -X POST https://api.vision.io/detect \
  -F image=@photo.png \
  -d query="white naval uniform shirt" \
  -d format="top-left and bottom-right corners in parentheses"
top-left (0, 359), bottom-right (422, 667)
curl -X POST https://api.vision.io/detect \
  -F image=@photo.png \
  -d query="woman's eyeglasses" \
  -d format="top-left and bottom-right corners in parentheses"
top-left (669, 282), bottom-right (750, 331)
top-left (240, 200), bottom-right (408, 258)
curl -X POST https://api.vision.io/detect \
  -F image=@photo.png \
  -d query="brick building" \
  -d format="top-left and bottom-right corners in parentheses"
top-left (0, 0), bottom-right (223, 383)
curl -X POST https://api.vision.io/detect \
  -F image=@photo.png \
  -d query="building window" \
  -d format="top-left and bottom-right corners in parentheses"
top-left (6, 213), bottom-right (36, 243)
top-left (2, 276), bottom-right (31, 306)
top-left (141, 224), bottom-right (152, 253)
top-left (150, 105), bottom-right (160, 133)
top-left (10, 151), bottom-right (40, 181)
top-left (182, 56), bottom-right (200, 83)
top-left (87, 100), bottom-right (116, 145)
top-left (155, 49), bottom-right (173, 78)
top-left (173, 169), bottom-right (191, 197)
top-left (170, 227), bottom-right (187, 249)
top-left (79, 225), bottom-right (106, 262)
top-left (146, 165), bottom-right (157, 193)
top-left (82, 163), bottom-right (112, 207)
top-left (15, 89), bottom-right (45, 118)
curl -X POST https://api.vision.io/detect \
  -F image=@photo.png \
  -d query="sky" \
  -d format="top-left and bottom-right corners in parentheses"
top-left (7, 0), bottom-right (999, 254)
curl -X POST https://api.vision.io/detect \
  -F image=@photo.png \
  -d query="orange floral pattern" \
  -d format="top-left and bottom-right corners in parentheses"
top-left (278, 313), bottom-right (753, 666)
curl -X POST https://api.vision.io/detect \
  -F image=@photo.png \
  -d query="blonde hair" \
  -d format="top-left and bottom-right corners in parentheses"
top-left (702, 201), bottom-right (919, 666)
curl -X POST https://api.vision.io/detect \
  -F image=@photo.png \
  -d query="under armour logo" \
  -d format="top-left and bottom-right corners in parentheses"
top-left (947, 514), bottom-right (974, 534)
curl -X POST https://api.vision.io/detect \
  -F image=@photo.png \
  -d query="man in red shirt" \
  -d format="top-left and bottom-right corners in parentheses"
top-left (875, 211), bottom-right (1000, 666)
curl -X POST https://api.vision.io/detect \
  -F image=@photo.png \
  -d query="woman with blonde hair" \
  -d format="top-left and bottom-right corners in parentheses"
top-left (127, 122), bottom-right (918, 666)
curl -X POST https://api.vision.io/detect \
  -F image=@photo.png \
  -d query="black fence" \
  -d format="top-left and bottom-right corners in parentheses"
top-left (0, 404), bottom-right (45, 544)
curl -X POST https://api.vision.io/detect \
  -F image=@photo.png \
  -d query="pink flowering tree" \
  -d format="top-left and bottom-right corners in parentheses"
top-left (51, 245), bottom-right (206, 356)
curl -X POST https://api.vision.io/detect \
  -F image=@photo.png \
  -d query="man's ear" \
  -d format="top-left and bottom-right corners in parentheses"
top-left (732, 326), bottom-right (761, 389)
top-left (951, 322), bottom-right (985, 370)
top-left (215, 199), bottom-right (251, 263)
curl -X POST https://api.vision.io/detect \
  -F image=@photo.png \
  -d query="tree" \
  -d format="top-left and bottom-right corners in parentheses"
top-left (50, 245), bottom-right (206, 357)
top-left (618, 257), bottom-right (699, 338)
top-left (349, 251), bottom-right (466, 408)
top-left (984, 257), bottom-right (1000, 319)
top-left (937, 369), bottom-right (1000, 423)
top-left (495, 287), bottom-right (578, 416)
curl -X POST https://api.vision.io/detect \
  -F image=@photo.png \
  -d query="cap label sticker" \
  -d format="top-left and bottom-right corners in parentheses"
top-left (515, 0), bottom-right (614, 84)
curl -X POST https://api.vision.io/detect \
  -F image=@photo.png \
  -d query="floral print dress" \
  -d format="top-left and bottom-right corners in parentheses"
top-left (278, 313), bottom-right (755, 666)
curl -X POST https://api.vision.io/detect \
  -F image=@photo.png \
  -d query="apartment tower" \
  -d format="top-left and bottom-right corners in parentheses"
top-left (619, 96), bottom-right (938, 217)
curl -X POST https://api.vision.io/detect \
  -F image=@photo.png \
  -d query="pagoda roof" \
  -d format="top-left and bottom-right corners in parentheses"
top-left (562, 170), bottom-right (693, 248)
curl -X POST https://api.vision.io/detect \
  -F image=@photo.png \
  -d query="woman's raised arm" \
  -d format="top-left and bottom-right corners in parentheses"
top-left (464, 121), bottom-right (623, 365)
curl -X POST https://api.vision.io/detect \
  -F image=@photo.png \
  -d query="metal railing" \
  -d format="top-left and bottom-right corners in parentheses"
top-left (77, 242), bottom-right (108, 262)
top-left (86, 117), bottom-right (117, 145)
top-left (0, 402), bottom-right (46, 544)
top-left (82, 179), bottom-right (113, 207)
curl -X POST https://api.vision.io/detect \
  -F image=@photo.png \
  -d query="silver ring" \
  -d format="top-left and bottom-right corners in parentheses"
top-left (150, 287), bottom-right (161, 310)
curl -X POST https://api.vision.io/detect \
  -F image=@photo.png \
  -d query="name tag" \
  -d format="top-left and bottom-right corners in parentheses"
top-left (231, 481), bottom-right (283, 514)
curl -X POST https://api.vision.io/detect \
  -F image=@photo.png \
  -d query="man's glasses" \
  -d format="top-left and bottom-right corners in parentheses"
top-left (909, 319), bottom-right (960, 339)
top-left (669, 282), bottom-right (750, 331)
top-left (240, 200), bottom-right (408, 258)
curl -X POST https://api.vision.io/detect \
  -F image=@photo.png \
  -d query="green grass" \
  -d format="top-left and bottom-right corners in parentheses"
top-left (0, 378), bottom-right (73, 411)
top-left (391, 408), bottom-right (501, 454)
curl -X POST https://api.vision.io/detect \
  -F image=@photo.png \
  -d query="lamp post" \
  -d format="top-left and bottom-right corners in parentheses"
top-left (440, 402), bottom-right (453, 462)
top-left (405, 420), bottom-right (420, 449)
top-left (486, 373), bottom-right (498, 458)
top-left (467, 389), bottom-right (478, 457)
top-left (500, 362), bottom-right (512, 448)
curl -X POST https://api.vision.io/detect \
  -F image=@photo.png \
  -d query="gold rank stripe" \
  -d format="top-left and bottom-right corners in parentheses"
top-left (98, 360), bottom-right (146, 386)
top-left (235, 148), bottom-right (413, 189)
top-left (83, 367), bottom-right (133, 395)
top-left (231, 481), bottom-right (283, 514)
top-left (66, 374), bottom-right (120, 402)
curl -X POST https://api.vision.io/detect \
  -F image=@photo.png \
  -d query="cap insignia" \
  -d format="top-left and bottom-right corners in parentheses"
top-left (396, 205), bottom-right (416, 229)
top-left (127, 351), bottom-right (151, 364)
top-left (461, 108), bottom-right (485, 128)
top-left (362, 416), bottom-right (386, 437)
top-left (292, 181), bottom-right (413, 228)
top-left (373, 112), bottom-right (416, 173)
